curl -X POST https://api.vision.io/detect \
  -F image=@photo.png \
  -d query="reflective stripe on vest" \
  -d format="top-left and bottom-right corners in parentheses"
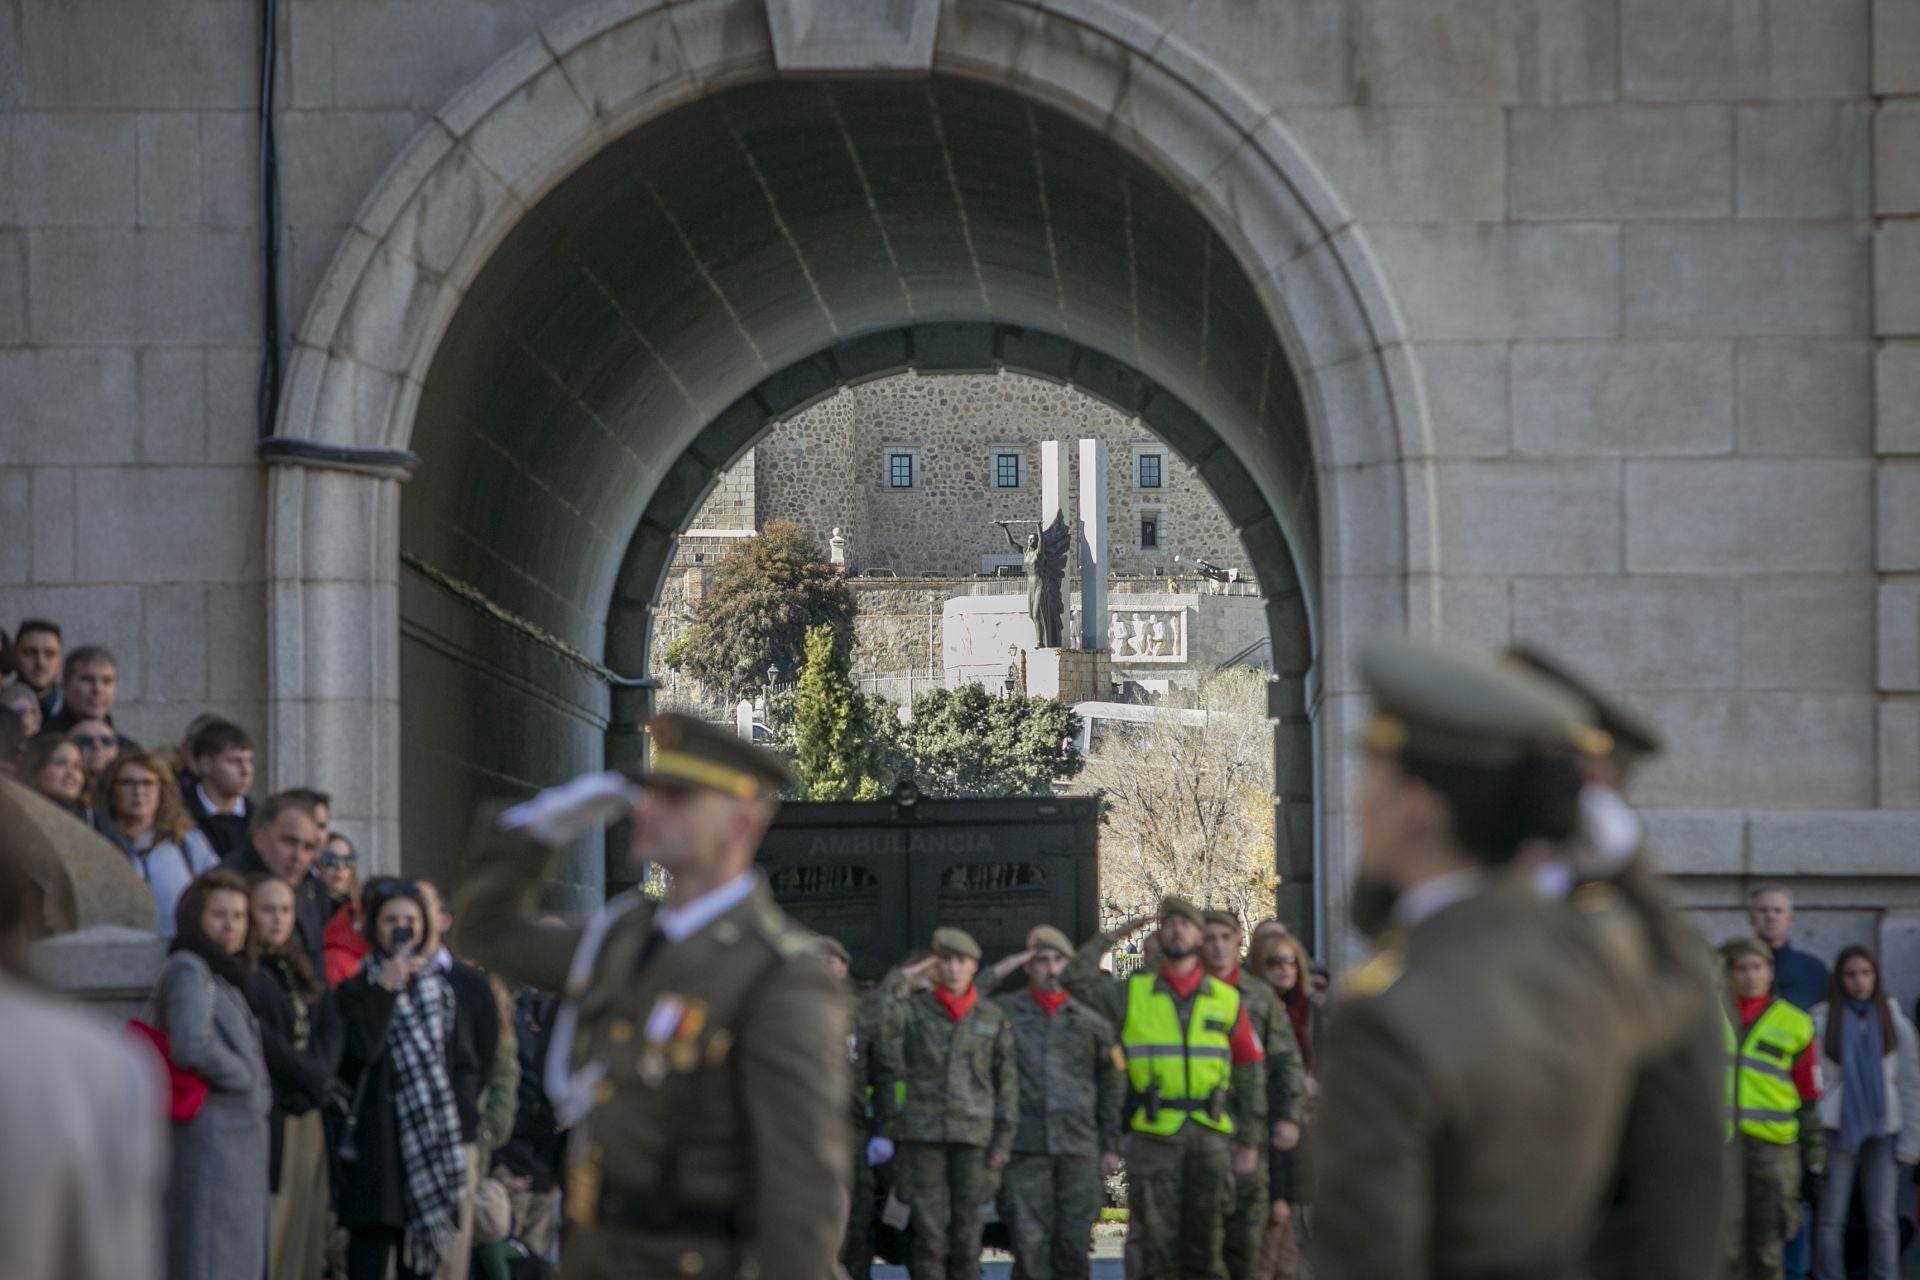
top-left (1118, 971), bottom-right (1241, 1137)
top-left (1733, 998), bottom-right (1814, 1145)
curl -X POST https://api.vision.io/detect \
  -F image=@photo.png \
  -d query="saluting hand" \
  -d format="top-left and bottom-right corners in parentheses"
top-left (901, 955), bottom-right (943, 990)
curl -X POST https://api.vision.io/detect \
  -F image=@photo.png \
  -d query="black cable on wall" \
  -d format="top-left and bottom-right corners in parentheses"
top-left (255, 0), bottom-right (282, 441)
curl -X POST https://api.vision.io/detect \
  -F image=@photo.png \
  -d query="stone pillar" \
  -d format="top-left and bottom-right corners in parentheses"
top-left (266, 463), bottom-right (404, 876)
top-left (1077, 438), bottom-right (1108, 651)
top-left (1876, 0), bottom-right (1920, 807)
top-left (1040, 440), bottom-right (1067, 530)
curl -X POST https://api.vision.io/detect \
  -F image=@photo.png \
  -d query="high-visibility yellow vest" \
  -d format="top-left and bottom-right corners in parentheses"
top-left (1721, 1007), bottom-right (1738, 1142)
top-left (1119, 971), bottom-right (1241, 1137)
top-left (1732, 998), bottom-right (1814, 1145)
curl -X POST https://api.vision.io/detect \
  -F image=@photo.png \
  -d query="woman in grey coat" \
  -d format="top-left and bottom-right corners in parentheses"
top-left (151, 867), bottom-right (272, 1280)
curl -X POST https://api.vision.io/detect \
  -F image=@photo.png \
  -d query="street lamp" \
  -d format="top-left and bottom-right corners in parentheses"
top-left (767, 664), bottom-right (780, 688)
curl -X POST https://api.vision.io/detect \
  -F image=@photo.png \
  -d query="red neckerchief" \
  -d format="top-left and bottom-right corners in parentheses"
top-left (934, 984), bottom-right (978, 1022)
top-left (1160, 963), bottom-right (1206, 999)
top-left (1216, 964), bottom-right (1244, 988)
top-left (1736, 994), bottom-right (1773, 1030)
top-left (1029, 986), bottom-right (1071, 1016)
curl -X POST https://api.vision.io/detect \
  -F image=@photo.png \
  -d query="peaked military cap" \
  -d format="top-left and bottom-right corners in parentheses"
top-left (1201, 908), bottom-right (1241, 931)
top-left (931, 926), bottom-right (981, 960)
top-left (1506, 644), bottom-right (1663, 762)
top-left (1025, 924), bottom-right (1074, 957)
top-left (1158, 896), bottom-right (1204, 928)
top-left (1359, 638), bottom-right (1591, 768)
top-left (620, 711), bottom-right (795, 799)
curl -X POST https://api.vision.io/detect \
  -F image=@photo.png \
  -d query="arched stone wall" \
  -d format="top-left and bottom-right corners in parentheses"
top-left (267, 0), bottom-right (1433, 949)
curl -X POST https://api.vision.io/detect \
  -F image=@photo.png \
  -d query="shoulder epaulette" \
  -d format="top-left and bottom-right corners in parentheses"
top-left (1346, 949), bottom-right (1404, 999)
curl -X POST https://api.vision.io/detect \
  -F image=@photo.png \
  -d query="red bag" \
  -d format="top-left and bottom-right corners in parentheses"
top-left (128, 1019), bottom-right (210, 1123)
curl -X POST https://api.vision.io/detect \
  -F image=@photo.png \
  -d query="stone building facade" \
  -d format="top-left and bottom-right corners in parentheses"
top-left (4, 0), bottom-right (1918, 964)
top-left (685, 370), bottom-right (1252, 579)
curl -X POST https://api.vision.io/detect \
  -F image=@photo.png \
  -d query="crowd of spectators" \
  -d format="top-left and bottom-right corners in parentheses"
top-left (0, 619), bottom-right (564, 1280)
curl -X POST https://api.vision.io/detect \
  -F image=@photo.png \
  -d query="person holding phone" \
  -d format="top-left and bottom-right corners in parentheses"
top-left (334, 878), bottom-right (468, 1280)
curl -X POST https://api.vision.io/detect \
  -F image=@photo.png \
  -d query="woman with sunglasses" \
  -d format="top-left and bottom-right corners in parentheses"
top-left (96, 751), bottom-right (220, 938)
top-left (321, 834), bottom-right (371, 987)
top-left (66, 717), bottom-right (121, 780)
top-left (1248, 926), bottom-right (1316, 1280)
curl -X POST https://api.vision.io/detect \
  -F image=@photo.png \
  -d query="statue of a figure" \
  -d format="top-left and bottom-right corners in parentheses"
top-left (1000, 513), bottom-right (1071, 648)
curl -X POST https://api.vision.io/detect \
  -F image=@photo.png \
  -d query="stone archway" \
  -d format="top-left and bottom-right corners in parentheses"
top-left (265, 0), bottom-right (1434, 949)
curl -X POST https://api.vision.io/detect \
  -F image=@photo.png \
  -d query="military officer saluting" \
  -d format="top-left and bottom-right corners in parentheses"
top-left (875, 928), bottom-right (1018, 1280)
top-left (454, 714), bottom-right (850, 1280)
top-left (992, 925), bottom-right (1125, 1280)
top-left (1063, 896), bottom-right (1267, 1280)
top-left (1312, 639), bottom-right (1688, 1280)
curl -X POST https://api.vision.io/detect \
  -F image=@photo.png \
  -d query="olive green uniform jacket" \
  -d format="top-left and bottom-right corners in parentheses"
top-left (1584, 851), bottom-right (1728, 1280)
top-left (874, 971), bottom-right (1018, 1162)
top-left (453, 811), bottom-right (851, 1280)
top-left (1312, 877), bottom-right (1691, 1280)
top-left (1060, 933), bottom-right (1264, 1144)
top-left (993, 989), bottom-right (1125, 1159)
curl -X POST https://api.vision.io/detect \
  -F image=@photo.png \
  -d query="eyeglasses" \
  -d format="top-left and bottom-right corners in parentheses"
top-left (320, 853), bottom-right (356, 868)
top-left (1265, 955), bottom-right (1298, 969)
top-left (72, 734), bottom-right (117, 749)
top-left (115, 777), bottom-right (160, 791)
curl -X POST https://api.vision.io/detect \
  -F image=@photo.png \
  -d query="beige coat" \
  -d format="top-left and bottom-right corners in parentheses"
top-left (0, 971), bottom-right (168, 1280)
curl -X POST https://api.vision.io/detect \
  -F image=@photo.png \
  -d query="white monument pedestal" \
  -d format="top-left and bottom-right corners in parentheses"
top-left (1025, 648), bottom-right (1113, 704)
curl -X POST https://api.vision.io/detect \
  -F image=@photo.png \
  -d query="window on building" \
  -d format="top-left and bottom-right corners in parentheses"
top-left (994, 452), bottom-right (1022, 488)
top-left (887, 451), bottom-right (916, 489)
top-left (1137, 451), bottom-right (1164, 489)
top-left (1140, 515), bottom-right (1160, 550)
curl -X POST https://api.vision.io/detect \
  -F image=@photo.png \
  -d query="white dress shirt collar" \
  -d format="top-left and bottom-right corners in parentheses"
top-left (196, 783), bottom-right (248, 818)
top-left (1391, 867), bottom-right (1488, 930)
top-left (654, 871), bottom-right (758, 943)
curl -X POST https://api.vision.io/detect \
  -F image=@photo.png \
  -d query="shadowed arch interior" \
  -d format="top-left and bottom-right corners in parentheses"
top-left (399, 75), bottom-right (1320, 914)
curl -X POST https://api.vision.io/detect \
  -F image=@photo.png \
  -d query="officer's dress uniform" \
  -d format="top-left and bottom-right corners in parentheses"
top-left (454, 720), bottom-right (850, 1280)
top-left (1507, 646), bottom-right (1729, 1280)
top-left (1312, 640), bottom-right (1692, 1280)
top-left (876, 929), bottom-right (1018, 1280)
top-left (1063, 904), bottom-right (1265, 1280)
top-left (993, 952), bottom-right (1124, 1280)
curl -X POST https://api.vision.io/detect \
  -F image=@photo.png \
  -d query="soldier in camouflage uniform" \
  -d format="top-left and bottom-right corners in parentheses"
top-left (818, 937), bottom-right (891, 1280)
top-left (1064, 897), bottom-right (1267, 1280)
top-left (876, 927), bottom-right (1018, 1280)
top-left (993, 925), bottom-right (1125, 1280)
top-left (1201, 910), bottom-right (1306, 1280)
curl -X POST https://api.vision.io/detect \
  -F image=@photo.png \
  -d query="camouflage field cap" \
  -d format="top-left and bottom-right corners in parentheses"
top-left (1358, 638), bottom-right (1591, 768)
top-left (931, 926), bottom-right (982, 960)
top-left (1201, 909), bottom-right (1241, 931)
top-left (1025, 924), bottom-right (1074, 957)
top-left (1158, 896), bottom-right (1204, 928)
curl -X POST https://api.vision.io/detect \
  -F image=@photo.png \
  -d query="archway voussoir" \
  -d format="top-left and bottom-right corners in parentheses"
top-left (667, 0), bottom-right (777, 89)
top-left (337, 245), bottom-right (446, 379)
top-left (1268, 236), bottom-right (1380, 376)
top-left (1304, 355), bottom-right (1400, 470)
top-left (463, 61), bottom-right (603, 201)
top-left (387, 143), bottom-right (518, 279)
top-left (437, 37), bottom-right (557, 140)
top-left (930, 0), bottom-right (1045, 79)
top-left (298, 226), bottom-right (381, 354)
top-left (1195, 147), bottom-right (1320, 283)
top-left (1105, 57), bottom-right (1250, 198)
top-left (1247, 115), bottom-right (1358, 252)
top-left (539, 0), bottom-right (670, 59)
top-left (558, 6), bottom-right (696, 126)
top-left (1033, 0), bottom-right (1169, 57)
top-left (352, 120), bottom-right (457, 246)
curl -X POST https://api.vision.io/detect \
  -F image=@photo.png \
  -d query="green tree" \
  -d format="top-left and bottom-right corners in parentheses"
top-left (662, 521), bottom-right (855, 702)
top-left (896, 683), bottom-right (1082, 797)
top-left (790, 625), bottom-right (887, 801)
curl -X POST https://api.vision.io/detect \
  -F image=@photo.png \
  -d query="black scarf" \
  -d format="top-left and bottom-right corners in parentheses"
top-left (170, 931), bottom-right (254, 994)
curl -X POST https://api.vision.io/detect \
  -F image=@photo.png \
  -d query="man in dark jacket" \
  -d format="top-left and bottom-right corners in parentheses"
top-left (181, 720), bottom-right (254, 861)
top-left (222, 792), bottom-right (328, 974)
top-left (419, 879), bottom-right (499, 1280)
